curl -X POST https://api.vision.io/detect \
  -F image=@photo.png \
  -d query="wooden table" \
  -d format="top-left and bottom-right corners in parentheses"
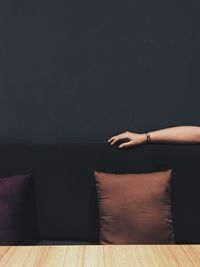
top-left (0, 245), bottom-right (200, 267)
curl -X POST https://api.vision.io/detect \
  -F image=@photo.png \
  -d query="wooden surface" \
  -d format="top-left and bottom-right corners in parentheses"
top-left (0, 245), bottom-right (200, 267)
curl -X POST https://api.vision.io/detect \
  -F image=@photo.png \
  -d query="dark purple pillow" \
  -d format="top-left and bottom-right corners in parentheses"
top-left (0, 174), bottom-right (32, 245)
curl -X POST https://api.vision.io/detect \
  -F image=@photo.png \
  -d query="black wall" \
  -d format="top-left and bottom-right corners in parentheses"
top-left (0, 1), bottom-right (199, 143)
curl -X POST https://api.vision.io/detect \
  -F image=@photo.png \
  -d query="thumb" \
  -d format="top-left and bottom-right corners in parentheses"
top-left (119, 141), bottom-right (135, 148)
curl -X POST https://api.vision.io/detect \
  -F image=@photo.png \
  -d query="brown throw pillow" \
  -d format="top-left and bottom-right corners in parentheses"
top-left (94, 169), bottom-right (175, 244)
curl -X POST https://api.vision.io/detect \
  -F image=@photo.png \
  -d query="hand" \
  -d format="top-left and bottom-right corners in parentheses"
top-left (107, 131), bottom-right (147, 148)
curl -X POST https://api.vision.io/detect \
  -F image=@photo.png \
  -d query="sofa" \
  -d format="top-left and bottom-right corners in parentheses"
top-left (0, 142), bottom-right (199, 245)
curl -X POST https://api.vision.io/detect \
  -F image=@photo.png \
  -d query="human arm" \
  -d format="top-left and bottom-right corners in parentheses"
top-left (107, 126), bottom-right (200, 148)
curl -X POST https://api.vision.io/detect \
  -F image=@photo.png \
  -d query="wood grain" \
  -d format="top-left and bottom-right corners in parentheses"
top-left (0, 245), bottom-right (199, 267)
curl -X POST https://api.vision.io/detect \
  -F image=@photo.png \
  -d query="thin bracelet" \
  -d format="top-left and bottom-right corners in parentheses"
top-left (146, 132), bottom-right (151, 143)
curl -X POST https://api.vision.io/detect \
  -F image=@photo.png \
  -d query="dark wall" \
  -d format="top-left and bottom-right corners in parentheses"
top-left (0, 1), bottom-right (199, 143)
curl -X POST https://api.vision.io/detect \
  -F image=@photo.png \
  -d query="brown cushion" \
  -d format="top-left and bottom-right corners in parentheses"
top-left (94, 169), bottom-right (175, 244)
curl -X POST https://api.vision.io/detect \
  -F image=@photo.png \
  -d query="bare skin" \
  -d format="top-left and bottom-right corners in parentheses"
top-left (107, 126), bottom-right (200, 148)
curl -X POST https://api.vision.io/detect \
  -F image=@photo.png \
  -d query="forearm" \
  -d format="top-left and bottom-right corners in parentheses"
top-left (147, 126), bottom-right (200, 144)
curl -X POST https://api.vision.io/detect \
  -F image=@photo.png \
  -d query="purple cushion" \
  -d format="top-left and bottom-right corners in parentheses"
top-left (0, 174), bottom-right (31, 245)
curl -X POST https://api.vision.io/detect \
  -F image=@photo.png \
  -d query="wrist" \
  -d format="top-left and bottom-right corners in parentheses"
top-left (146, 132), bottom-right (151, 143)
top-left (140, 133), bottom-right (148, 144)
top-left (140, 132), bottom-right (151, 143)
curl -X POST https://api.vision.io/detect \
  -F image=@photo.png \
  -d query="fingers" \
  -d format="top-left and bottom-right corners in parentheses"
top-left (119, 141), bottom-right (135, 148)
top-left (107, 136), bottom-right (116, 143)
top-left (107, 133), bottom-right (123, 142)
top-left (108, 134), bottom-right (129, 145)
top-left (107, 131), bottom-right (130, 143)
